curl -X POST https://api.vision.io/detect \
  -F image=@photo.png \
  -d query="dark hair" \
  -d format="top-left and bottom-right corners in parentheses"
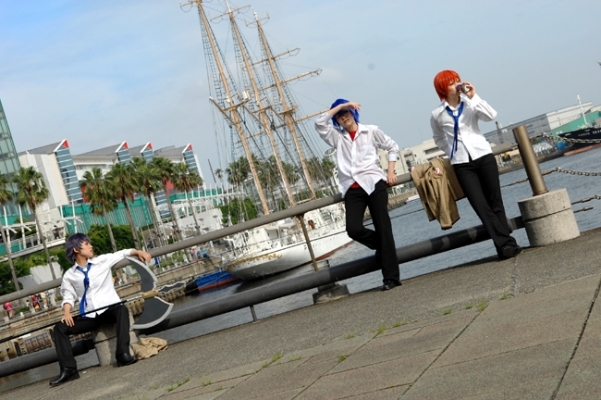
top-left (65, 233), bottom-right (91, 264)
top-left (330, 98), bottom-right (359, 131)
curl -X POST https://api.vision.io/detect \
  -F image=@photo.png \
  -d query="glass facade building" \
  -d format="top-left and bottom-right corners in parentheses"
top-left (183, 144), bottom-right (199, 174)
top-left (54, 140), bottom-right (82, 203)
top-left (0, 99), bottom-right (21, 214)
top-left (0, 100), bottom-right (21, 176)
top-left (116, 142), bottom-right (131, 164)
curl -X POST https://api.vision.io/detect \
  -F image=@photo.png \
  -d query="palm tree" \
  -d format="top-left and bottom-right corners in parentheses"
top-left (0, 174), bottom-right (18, 292)
top-left (12, 167), bottom-right (55, 280)
top-left (80, 167), bottom-right (118, 252)
top-left (150, 157), bottom-right (183, 242)
top-left (131, 157), bottom-right (164, 248)
top-left (172, 162), bottom-right (204, 235)
top-left (214, 168), bottom-right (224, 187)
top-left (225, 157), bottom-right (250, 187)
top-left (106, 163), bottom-right (141, 248)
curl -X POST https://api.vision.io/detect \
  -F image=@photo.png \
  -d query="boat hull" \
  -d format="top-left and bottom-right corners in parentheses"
top-left (559, 127), bottom-right (601, 149)
top-left (186, 269), bottom-right (239, 293)
top-left (226, 228), bottom-right (352, 280)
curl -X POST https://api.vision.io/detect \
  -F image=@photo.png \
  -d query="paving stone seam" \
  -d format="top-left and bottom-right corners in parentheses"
top-left (511, 253), bottom-right (521, 297)
top-left (288, 331), bottom-right (381, 399)
top-left (399, 311), bottom-right (479, 399)
top-left (550, 273), bottom-right (601, 399)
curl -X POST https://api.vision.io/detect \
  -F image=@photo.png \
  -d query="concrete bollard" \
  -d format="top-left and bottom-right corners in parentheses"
top-left (518, 188), bottom-right (580, 246)
top-left (92, 312), bottom-right (138, 367)
top-left (512, 125), bottom-right (580, 247)
top-left (312, 260), bottom-right (349, 304)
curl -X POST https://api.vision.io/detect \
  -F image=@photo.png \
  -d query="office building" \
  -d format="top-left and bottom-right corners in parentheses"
top-left (0, 99), bottom-right (22, 215)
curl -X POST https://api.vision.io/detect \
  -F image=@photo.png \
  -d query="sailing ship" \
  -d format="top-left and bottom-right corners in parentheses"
top-left (185, 0), bottom-right (352, 280)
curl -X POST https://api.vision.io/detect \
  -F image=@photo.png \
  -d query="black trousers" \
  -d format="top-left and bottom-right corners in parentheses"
top-left (453, 153), bottom-right (517, 252)
top-left (345, 180), bottom-right (400, 283)
top-left (53, 304), bottom-right (131, 370)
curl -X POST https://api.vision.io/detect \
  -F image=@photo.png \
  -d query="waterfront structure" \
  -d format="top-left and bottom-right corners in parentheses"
top-left (18, 140), bottom-right (82, 210)
top-left (72, 142), bottom-right (132, 180)
top-left (551, 107), bottom-right (601, 134)
top-left (153, 144), bottom-right (203, 177)
top-left (396, 139), bottom-right (446, 175)
top-left (13, 139), bottom-right (208, 236)
top-left (484, 102), bottom-right (593, 145)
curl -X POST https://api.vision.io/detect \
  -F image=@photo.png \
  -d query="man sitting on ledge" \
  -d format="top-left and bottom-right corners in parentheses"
top-left (50, 233), bottom-right (151, 387)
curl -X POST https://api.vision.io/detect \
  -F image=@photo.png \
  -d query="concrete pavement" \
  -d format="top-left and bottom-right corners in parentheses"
top-left (3, 227), bottom-right (601, 399)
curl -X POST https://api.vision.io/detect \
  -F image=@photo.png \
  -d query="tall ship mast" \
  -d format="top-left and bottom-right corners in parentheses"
top-left (184, 0), bottom-right (351, 279)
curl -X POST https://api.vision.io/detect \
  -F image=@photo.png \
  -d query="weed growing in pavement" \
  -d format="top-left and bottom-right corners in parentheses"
top-left (442, 309), bottom-right (452, 315)
top-left (344, 330), bottom-right (356, 339)
top-left (477, 299), bottom-right (489, 312)
top-left (392, 318), bottom-right (408, 327)
top-left (500, 293), bottom-right (510, 300)
top-left (337, 354), bottom-right (348, 363)
top-left (375, 324), bottom-right (387, 336)
top-left (272, 351), bottom-right (283, 362)
top-left (166, 377), bottom-right (190, 392)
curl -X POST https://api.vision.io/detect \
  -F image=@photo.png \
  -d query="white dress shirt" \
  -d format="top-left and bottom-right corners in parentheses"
top-left (430, 93), bottom-right (497, 164)
top-left (60, 249), bottom-right (133, 317)
top-left (315, 112), bottom-right (399, 197)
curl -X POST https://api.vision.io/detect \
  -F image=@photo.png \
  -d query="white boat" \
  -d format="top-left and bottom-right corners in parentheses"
top-left (221, 206), bottom-right (350, 279)
top-left (189, 1), bottom-right (353, 279)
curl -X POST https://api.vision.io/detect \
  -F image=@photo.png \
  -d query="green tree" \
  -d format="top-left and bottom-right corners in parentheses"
top-left (131, 157), bottom-right (164, 246)
top-left (214, 168), bottom-right (224, 187)
top-left (80, 167), bottom-right (118, 252)
top-left (0, 173), bottom-right (18, 292)
top-left (12, 167), bottom-right (55, 280)
top-left (225, 157), bottom-right (250, 187)
top-left (85, 225), bottom-right (135, 257)
top-left (220, 197), bottom-right (257, 225)
top-left (172, 162), bottom-right (204, 235)
top-left (106, 163), bottom-right (141, 248)
top-left (150, 157), bottom-right (183, 242)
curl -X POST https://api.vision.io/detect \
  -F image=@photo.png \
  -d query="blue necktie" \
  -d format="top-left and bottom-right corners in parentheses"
top-left (76, 263), bottom-right (92, 317)
top-left (445, 102), bottom-right (464, 160)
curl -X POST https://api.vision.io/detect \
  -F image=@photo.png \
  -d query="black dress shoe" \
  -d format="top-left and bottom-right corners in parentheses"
top-left (116, 352), bottom-right (137, 367)
top-left (501, 245), bottom-right (523, 259)
top-left (382, 280), bottom-right (402, 291)
top-left (49, 368), bottom-right (79, 387)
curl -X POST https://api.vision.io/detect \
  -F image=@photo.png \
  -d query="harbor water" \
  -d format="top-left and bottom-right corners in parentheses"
top-left (163, 146), bottom-right (601, 337)
top-left (2, 146), bottom-right (600, 392)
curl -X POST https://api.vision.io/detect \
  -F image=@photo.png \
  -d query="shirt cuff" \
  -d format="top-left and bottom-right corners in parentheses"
top-left (464, 93), bottom-right (483, 106)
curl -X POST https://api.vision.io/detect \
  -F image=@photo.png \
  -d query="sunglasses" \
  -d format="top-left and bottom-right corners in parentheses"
top-left (335, 110), bottom-right (351, 119)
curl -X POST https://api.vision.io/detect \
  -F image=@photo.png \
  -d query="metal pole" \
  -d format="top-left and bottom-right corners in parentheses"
top-left (296, 214), bottom-right (319, 272)
top-left (0, 216), bottom-right (525, 376)
top-left (0, 338), bottom-right (94, 378)
top-left (0, 142), bottom-right (516, 305)
top-left (138, 216), bottom-right (523, 336)
top-left (512, 125), bottom-right (548, 196)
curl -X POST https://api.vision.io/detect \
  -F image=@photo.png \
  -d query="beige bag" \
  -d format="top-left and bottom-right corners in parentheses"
top-left (131, 337), bottom-right (168, 359)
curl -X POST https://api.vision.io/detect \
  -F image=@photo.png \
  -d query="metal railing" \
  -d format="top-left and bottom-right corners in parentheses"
top-left (0, 143), bottom-right (516, 305)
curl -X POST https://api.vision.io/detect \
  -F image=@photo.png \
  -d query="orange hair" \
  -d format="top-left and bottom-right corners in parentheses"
top-left (433, 70), bottom-right (461, 101)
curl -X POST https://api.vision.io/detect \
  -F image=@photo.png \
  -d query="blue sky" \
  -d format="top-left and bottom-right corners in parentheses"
top-left (1, 0), bottom-right (600, 184)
